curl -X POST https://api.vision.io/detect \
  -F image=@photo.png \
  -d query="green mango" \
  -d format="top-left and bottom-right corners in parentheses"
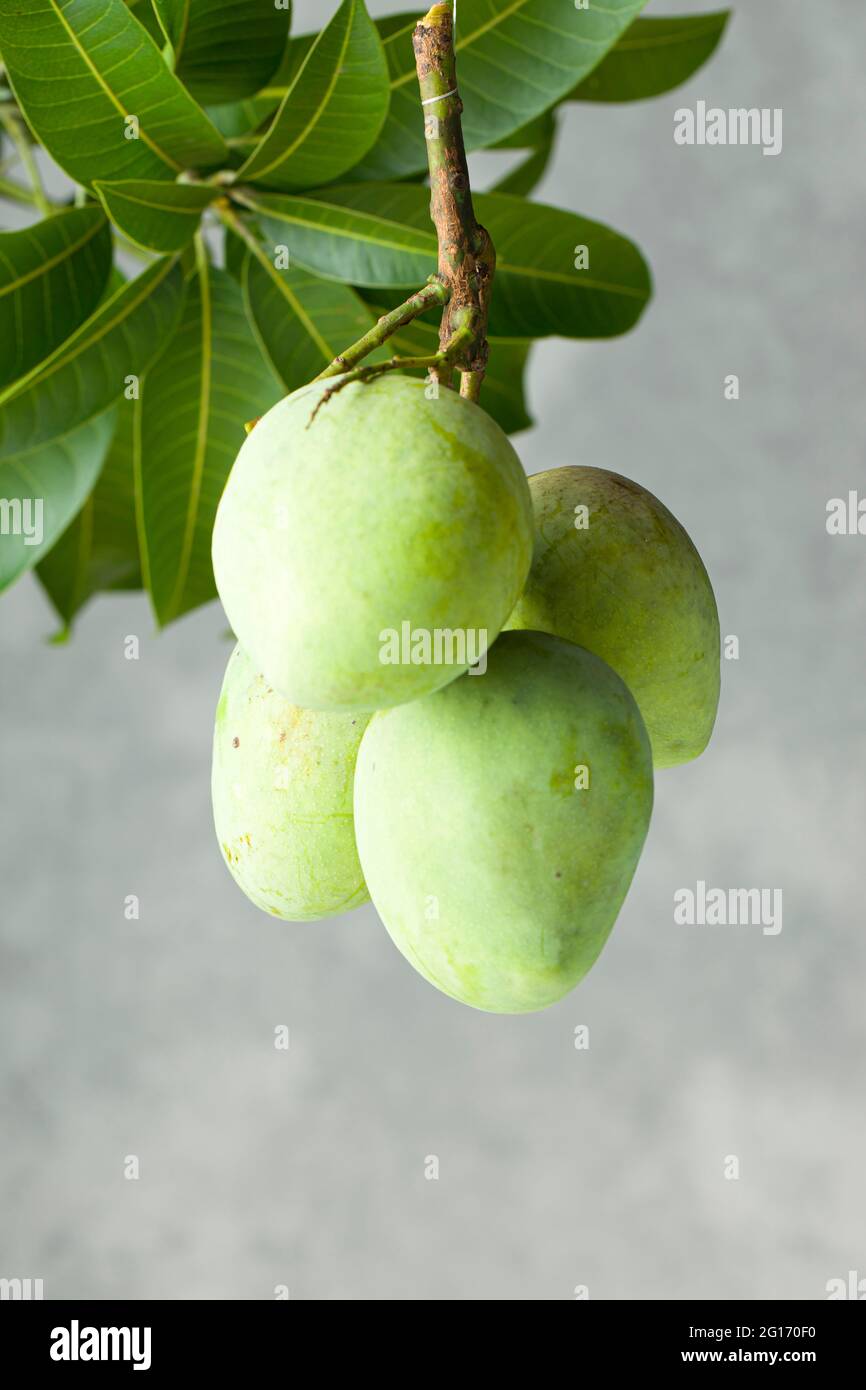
top-left (506, 467), bottom-right (720, 767)
top-left (212, 645), bottom-right (369, 920)
top-left (354, 630), bottom-right (653, 1013)
top-left (212, 373), bottom-right (533, 712)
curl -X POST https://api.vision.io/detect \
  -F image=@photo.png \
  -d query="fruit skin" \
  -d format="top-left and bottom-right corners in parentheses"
top-left (354, 630), bottom-right (653, 1013)
top-left (212, 645), bottom-right (369, 920)
top-left (505, 466), bottom-right (720, 768)
top-left (212, 373), bottom-right (533, 712)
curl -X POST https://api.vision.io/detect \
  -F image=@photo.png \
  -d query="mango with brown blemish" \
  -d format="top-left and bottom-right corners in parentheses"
top-left (212, 645), bottom-right (369, 920)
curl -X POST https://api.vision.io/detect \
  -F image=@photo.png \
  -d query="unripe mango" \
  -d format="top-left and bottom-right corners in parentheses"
top-left (506, 467), bottom-right (720, 767)
top-left (354, 630), bottom-right (653, 1013)
top-left (212, 645), bottom-right (369, 920)
top-left (212, 373), bottom-right (533, 711)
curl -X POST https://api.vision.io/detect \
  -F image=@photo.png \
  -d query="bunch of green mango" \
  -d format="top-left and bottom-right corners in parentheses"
top-left (211, 374), bottom-right (720, 1013)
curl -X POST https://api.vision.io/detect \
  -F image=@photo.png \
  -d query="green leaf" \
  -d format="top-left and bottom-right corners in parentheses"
top-left (238, 0), bottom-right (389, 193)
top-left (490, 109), bottom-right (555, 152)
top-left (352, 0), bottom-right (647, 181)
top-left (470, 341), bottom-right (533, 436)
top-left (241, 183), bottom-right (651, 340)
top-left (37, 400), bottom-right (142, 629)
top-left (371, 306), bottom-right (533, 437)
top-left (490, 114), bottom-right (557, 198)
top-left (490, 142), bottom-right (554, 199)
top-left (0, 0), bottom-right (228, 188)
top-left (152, 0), bottom-right (290, 104)
top-left (373, 12), bottom-right (417, 44)
top-left (570, 12), bottom-right (730, 103)
top-left (0, 207), bottom-right (113, 388)
top-left (240, 187), bottom-right (434, 292)
top-left (94, 179), bottom-right (217, 252)
top-left (135, 260), bottom-right (280, 626)
top-left (223, 222), bottom-right (249, 283)
top-left (99, 265), bottom-right (129, 305)
top-left (125, 0), bottom-right (165, 46)
top-left (257, 27), bottom-right (317, 98)
top-left (206, 99), bottom-right (274, 142)
top-left (0, 256), bottom-right (185, 458)
top-left (0, 409), bottom-right (116, 592)
top-left (204, 28), bottom-right (314, 143)
top-left (0, 258), bottom-right (183, 592)
top-left (241, 253), bottom-right (384, 393)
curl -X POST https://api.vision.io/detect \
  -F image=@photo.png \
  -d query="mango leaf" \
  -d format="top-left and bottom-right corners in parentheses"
top-left (374, 12), bottom-right (416, 42)
top-left (256, 27), bottom-right (317, 99)
top-left (136, 261), bottom-right (280, 626)
top-left (125, 0), bottom-right (165, 46)
top-left (0, 410), bottom-right (116, 592)
top-left (0, 0), bottom-right (228, 188)
top-left (223, 223), bottom-right (249, 283)
top-left (238, 187), bottom-right (434, 290)
top-left (207, 100), bottom-right (273, 142)
top-left (570, 12), bottom-right (730, 103)
top-left (241, 253), bottom-right (385, 393)
top-left (370, 306), bottom-right (533, 437)
top-left (491, 114), bottom-right (557, 198)
top-left (352, 0), bottom-right (647, 181)
top-left (0, 207), bottom-right (112, 388)
top-left (0, 258), bottom-right (183, 592)
top-left (0, 256), bottom-right (185, 458)
top-left (491, 143), bottom-right (554, 199)
top-left (99, 265), bottom-right (129, 305)
top-left (491, 109), bottom-right (555, 153)
top-left (237, 0), bottom-right (389, 193)
top-left (152, 0), bottom-right (290, 105)
top-left (94, 179), bottom-right (218, 252)
top-left (239, 184), bottom-right (651, 340)
top-left (469, 342), bottom-right (533, 436)
top-left (37, 400), bottom-right (142, 629)
top-left (205, 29), bottom-right (315, 143)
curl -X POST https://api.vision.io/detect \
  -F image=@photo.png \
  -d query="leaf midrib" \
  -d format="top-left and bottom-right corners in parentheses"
top-left (0, 213), bottom-right (105, 302)
top-left (164, 258), bottom-right (212, 622)
top-left (248, 255), bottom-right (334, 363)
top-left (0, 257), bottom-right (178, 411)
top-left (615, 16), bottom-right (727, 52)
top-left (247, 194), bottom-right (645, 297)
top-left (47, 0), bottom-right (182, 173)
top-left (97, 184), bottom-right (212, 216)
top-left (243, 193), bottom-right (434, 257)
top-left (240, 0), bottom-right (356, 183)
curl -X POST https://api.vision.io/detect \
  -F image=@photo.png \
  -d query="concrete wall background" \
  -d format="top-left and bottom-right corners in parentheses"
top-left (1, 0), bottom-right (864, 1299)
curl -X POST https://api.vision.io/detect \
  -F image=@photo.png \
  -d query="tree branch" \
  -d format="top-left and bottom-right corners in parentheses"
top-left (414, 3), bottom-right (494, 398)
top-left (307, 316), bottom-right (478, 428)
top-left (315, 278), bottom-right (450, 381)
top-left (220, 197), bottom-right (450, 384)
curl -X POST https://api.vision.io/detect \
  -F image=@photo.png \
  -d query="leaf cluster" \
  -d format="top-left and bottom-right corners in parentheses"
top-left (0, 0), bottom-right (729, 631)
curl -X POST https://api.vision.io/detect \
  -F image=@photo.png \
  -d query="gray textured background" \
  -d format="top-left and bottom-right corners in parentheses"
top-left (1, 0), bottom-right (864, 1300)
